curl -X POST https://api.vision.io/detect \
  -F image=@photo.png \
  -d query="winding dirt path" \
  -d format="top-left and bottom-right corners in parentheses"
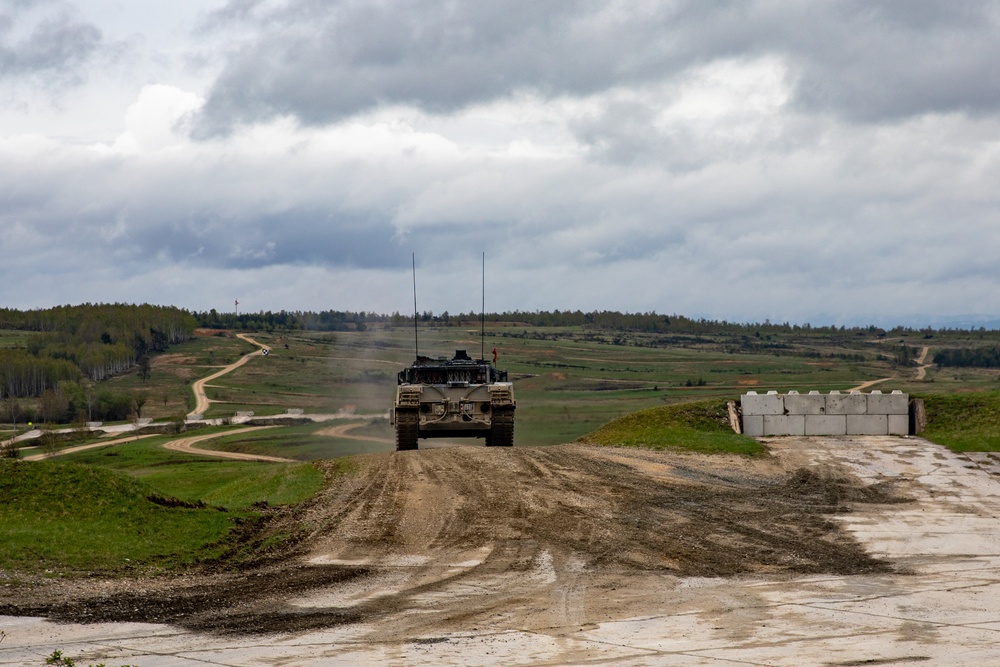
top-left (848, 345), bottom-right (932, 391)
top-left (22, 428), bottom-right (295, 464)
top-left (915, 345), bottom-right (931, 380)
top-left (188, 333), bottom-right (268, 418)
top-left (21, 434), bottom-right (160, 461)
top-left (847, 377), bottom-right (894, 392)
top-left (162, 426), bottom-right (295, 463)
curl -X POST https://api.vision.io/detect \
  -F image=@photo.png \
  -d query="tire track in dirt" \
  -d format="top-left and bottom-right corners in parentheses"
top-left (277, 445), bottom-right (901, 641)
top-left (4, 443), bottom-right (906, 639)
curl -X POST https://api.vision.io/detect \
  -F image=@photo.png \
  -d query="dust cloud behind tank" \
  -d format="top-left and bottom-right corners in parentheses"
top-left (391, 349), bottom-right (515, 450)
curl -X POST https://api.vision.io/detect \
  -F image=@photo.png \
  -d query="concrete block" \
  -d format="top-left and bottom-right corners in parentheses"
top-left (868, 391), bottom-right (909, 415)
top-left (785, 393), bottom-right (826, 415)
top-left (888, 414), bottom-right (909, 436)
top-left (806, 415), bottom-right (848, 435)
top-left (763, 414), bottom-right (805, 436)
top-left (742, 392), bottom-right (784, 416)
top-left (827, 392), bottom-right (868, 415)
top-left (742, 415), bottom-right (764, 437)
top-left (847, 414), bottom-right (888, 435)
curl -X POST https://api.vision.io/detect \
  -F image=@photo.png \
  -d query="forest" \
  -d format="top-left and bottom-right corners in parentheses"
top-left (933, 346), bottom-right (1000, 368)
top-left (0, 304), bottom-right (196, 420)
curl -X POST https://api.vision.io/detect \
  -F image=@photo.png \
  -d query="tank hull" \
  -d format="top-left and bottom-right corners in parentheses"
top-left (391, 350), bottom-right (515, 450)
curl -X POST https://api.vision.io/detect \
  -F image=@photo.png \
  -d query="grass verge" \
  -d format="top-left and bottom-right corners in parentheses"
top-left (920, 391), bottom-right (1000, 452)
top-left (580, 399), bottom-right (766, 456)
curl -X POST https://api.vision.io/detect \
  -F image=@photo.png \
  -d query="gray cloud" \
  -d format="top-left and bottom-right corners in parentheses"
top-left (3, 2), bottom-right (1000, 327)
top-left (192, 0), bottom-right (1000, 138)
top-left (0, 1), bottom-right (102, 83)
top-left (783, 1), bottom-right (1000, 121)
top-left (142, 207), bottom-right (407, 270)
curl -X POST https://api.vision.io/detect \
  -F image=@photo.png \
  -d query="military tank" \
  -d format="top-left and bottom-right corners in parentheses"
top-left (391, 349), bottom-right (515, 450)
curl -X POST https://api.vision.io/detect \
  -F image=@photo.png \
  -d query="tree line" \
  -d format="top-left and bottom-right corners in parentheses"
top-left (191, 306), bottom-right (946, 338)
top-left (933, 346), bottom-right (1000, 368)
top-left (193, 308), bottom-right (387, 331)
top-left (2, 384), bottom-right (141, 426)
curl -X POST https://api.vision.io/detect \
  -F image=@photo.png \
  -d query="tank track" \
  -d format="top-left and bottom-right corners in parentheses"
top-left (485, 407), bottom-right (514, 447)
top-left (395, 409), bottom-right (419, 451)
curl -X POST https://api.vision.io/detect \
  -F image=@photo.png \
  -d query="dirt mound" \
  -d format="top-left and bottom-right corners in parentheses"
top-left (0, 444), bottom-right (907, 636)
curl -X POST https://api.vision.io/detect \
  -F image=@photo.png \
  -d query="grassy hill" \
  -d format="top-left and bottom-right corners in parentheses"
top-left (0, 450), bottom-right (322, 575)
top-left (920, 390), bottom-right (1000, 452)
top-left (0, 458), bottom-right (233, 574)
top-left (580, 399), bottom-right (765, 456)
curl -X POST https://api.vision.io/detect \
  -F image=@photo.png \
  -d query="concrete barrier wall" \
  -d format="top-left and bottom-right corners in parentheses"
top-left (741, 390), bottom-right (909, 437)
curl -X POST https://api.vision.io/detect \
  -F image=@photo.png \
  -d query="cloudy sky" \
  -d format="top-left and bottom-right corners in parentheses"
top-left (2, 0), bottom-right (1000, 327)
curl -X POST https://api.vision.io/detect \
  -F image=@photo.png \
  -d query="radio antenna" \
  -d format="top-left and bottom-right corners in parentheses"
top-left (412, 253), bottom-right (419, 360)
top-left (481, 251), bottom-right (486, 362)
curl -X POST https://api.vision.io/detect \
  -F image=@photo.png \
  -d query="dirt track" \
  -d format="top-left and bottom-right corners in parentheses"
top-left (187, 333), bottom-right (266, 417)
top-left (162, 426), bottom-right (296, 463)
top-left (21, 434), bottom-right (159, 461)
top-left (0, 443), bottom-right (905, 638)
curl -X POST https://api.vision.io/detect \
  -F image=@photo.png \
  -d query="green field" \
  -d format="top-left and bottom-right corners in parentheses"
top-left (188, 421), bottom-right (395, 460)
top-left (12, 322), bottom-right (1000, 447)
top-left (187, 324), bottom-right (1000, 447)
top-left (0, 329), bottom-right (32, 348)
